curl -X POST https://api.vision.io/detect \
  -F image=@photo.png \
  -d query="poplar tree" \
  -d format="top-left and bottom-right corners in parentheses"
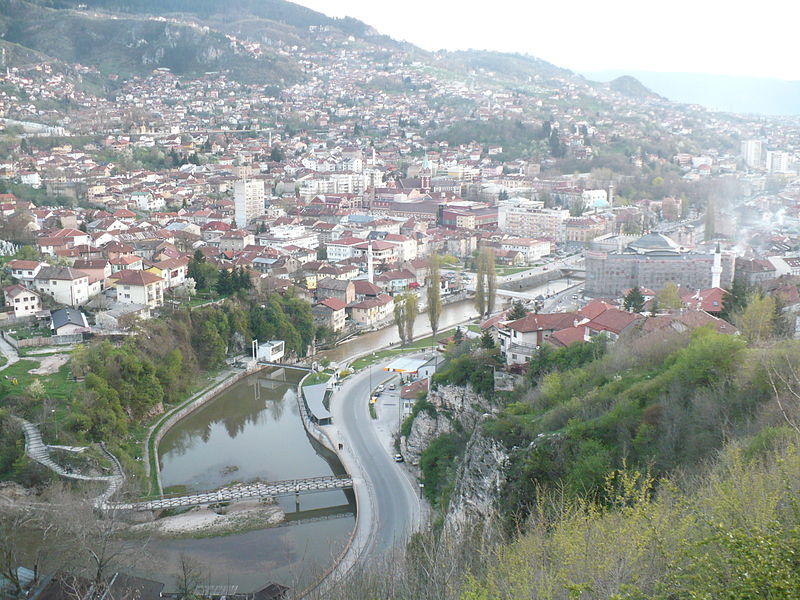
top-left (427, 255), bottom-right (442, 337)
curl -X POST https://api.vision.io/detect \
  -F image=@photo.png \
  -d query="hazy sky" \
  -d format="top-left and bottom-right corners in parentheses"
top-left (293, 0), bottom-right (798, 80)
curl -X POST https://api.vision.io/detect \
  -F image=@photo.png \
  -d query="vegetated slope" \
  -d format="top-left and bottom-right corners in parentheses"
top-left (443, 49), bottom-right (575, 85)
top-left (484, 326), bottom-right (796, 529)
top-left (607, 74), bottom-right (661, 99)
top-left (0, 0), bottom-right (302, 83)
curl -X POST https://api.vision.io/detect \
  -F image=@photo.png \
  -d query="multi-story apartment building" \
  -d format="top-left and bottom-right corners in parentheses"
top-left (234, 178), bottom-right (265, 228)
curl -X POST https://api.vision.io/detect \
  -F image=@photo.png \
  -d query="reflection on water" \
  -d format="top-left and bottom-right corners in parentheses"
top-left (152, 368), bottom-right (355, 592)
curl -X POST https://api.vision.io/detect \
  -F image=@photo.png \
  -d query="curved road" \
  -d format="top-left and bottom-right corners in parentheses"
top-left (317, 361), bottom-right (425, 593)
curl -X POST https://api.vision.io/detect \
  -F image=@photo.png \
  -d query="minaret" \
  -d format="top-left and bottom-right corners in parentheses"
top-left (711, 243), bottom-right (722, 288)
top-left (608, 182), bottom-right (614, 208)
top-left (367, 239), bottom-right (374, 284)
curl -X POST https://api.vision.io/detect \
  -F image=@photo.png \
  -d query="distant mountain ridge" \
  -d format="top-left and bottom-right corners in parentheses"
top-left (584, 69), bottom-right (800, 116)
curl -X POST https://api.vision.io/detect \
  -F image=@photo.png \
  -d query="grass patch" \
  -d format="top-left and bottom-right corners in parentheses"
top-left (350, 328), bottom-right (457, 370)
top-left (496, 266), bottom-right (530, 276)
top-left (0, 359), bottom-right (75, 401)
top-left (303, 371), bottom-right (331, 387)
top-left (369, 402), bottom-right (377, 419)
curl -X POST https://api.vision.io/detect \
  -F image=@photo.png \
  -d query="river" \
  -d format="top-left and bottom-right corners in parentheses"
top-left (147, 369), bottom-right (355, 593)
top-left (142, 282), bottom-right (573, 591)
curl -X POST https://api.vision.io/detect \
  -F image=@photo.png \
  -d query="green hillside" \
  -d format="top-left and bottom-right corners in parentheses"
top-left (0, 0), bottom-right (303, 83)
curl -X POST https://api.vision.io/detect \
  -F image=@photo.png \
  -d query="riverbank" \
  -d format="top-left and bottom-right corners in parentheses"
top-left (131, 500), bottom-right (285, 539)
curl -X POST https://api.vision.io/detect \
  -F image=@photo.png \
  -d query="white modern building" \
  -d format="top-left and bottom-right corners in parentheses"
top-left (234, 178), bottom-right (266, 228)
top-left (741, 139), bottom-right (764, 169)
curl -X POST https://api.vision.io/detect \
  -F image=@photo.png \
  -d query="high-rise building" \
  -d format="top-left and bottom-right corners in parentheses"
top-left (766, 150), bottom-right (792, 174)
top-left (741, 139), bottom-right (764, 170)
top-left (234, 179), bottom-right (265, 228)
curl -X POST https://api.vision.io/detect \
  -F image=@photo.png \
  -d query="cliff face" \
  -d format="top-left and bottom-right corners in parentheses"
top-left (400, 383), bottom-right (506, 534)
top-left (400, 383), bottom-right (492, 471)
top-left (443, 428), bottom-right (508, 538)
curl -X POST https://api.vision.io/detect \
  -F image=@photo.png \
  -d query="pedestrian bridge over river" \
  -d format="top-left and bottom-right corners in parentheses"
top-left (110, 475), bottom-right (354, 511)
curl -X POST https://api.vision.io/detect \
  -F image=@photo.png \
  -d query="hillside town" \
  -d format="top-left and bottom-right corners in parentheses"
top-left (1, 29), bottom-right (800, 355)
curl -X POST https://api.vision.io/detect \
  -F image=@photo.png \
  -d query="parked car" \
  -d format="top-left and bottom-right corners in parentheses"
top-left (394, 454), bottom-right (404, 463)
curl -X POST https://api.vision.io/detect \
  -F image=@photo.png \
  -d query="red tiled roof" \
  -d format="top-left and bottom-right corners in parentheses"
top-left (112, 269), bottom-right (163, 285)
top-left (319, 297), bottom-right (347, 311)
top-left (507, 312), bottom-right (578, 333)
top-left (549, 326), bottom-right (587, 348)
top-left (586, 308), bottom-right (642, 334)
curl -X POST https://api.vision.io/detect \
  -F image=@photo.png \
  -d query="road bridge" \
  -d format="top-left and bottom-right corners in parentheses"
top-left (110, 475), bottom-right (354, 511)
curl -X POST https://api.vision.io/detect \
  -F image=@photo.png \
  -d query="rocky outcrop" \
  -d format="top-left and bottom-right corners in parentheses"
top-left (401, 409), bottom-right (451, 472)
top-left (444, 428), bottom-right (508, 538)
top-left (400, 383), bottom-right (493, 471)
top-left (400, 382), bottom-right (508, 540)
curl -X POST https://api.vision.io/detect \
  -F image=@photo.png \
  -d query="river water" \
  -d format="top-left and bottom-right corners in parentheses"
top-left (144, 282), bottom-right (574, 592)
top-left (148, 369), bottom-right (354, 592)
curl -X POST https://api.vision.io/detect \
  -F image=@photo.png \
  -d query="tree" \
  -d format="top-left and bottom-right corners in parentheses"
top-left (175, 553), bottom-right (202, 599)
top-left (656, 282), bottom-right (683, 309)
top-left (623, 287), bottom-right (645, 313)
top-left (474, 247), bottom-right (497, 318)
top-left (485, 249), bottom-right (497, 317)
top-left (508, 300), bottom-right (528, 321)
top-left (474, 266), bottom-right (486, 318)
top-left (394, 294), bottom-right (407, 345)
top-left (427, 255), bottom-right (442, 337)
top-left (453, 327), bottom-right (464, 344)
top-left (270, 146), bottom-right (285, 162)
top-left (480, 329), bottom-right (496, 349)
top-left (734, 293), bottom-right (776, 344)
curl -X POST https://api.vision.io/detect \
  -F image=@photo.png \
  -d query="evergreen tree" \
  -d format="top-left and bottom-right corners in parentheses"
top-left (623, 287), bottom-right (645, 313)
top-left (453, 327), bottom-right (464, 344)
top-left (216, 269), bottom-right (231, 295)
top-left (480, 329), bottom-right (496, 349)
top-left (508, 300), bottom-right (528, 320)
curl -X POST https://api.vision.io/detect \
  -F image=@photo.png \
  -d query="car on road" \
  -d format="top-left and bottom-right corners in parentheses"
top-left (377, 384), bottom-right (384, 392)
top-left (389, 383), bottom-right (396, 390)
top-left (572, 294), bottom-right (579, 299)
top-left (394, 454), bottom-right (404, 462)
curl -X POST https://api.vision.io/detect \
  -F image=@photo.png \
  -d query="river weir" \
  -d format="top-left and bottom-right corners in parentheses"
top-left (141, 367), bottom-right (355, 593)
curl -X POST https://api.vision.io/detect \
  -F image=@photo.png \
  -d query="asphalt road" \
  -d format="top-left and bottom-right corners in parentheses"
top-left (332, 364), bottom-right (424, 559)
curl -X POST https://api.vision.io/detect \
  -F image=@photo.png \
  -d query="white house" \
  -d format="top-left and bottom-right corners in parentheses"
top-left (499, 238), bottom-right (552, 264)
top-left (131, 191), bottom-right (165, 212)
top-left (32, 266), bottom-right (93, 307)
top-left (111, 269), bottom-right (165, 309)
top-left (3, 284), bottom-right (41, 318)
top-left (7, 260), bottom-right (48, 287)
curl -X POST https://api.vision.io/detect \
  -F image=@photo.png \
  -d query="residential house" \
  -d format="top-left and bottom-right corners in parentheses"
top-left (219, 229), bottom-right (255, 253)
top-left (111, 269), bottom-right (165, 309)
top-left (313, 297), bottom-right (347, 332)
top-left (316, 277), bottom-right (355, 304)
top-left (109, 254), bottom-right (144, 272)
top-left (149, 257), bottom-right (189, 289)
top-left (50, 307), bottom-right (90, 335)
top-left (33, 266), bottom-right (94, 307)
top-left (3, 284), bottom-right (41, 318)
top-left (584, 307), bottom-right (643, 341)
top-left (353, 279), bottom-right (383, 302)
top-left (72, 259), bottom-right (112, 287)
top-left (498, 312), bottom-right (580, 365)
top-left (348, 293), bottom-right (394, 327)
top-left (375, 269), bottom-right (417, 293)
top-left (7, 259), bottom-right (47, 286)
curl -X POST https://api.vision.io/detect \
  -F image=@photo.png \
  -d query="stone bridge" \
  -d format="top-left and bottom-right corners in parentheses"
top-left (109, 475), bottom-right (354, 511)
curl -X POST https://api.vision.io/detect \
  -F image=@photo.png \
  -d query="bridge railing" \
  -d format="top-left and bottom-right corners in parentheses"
top-left (134, 474), bottom-right (353, 502)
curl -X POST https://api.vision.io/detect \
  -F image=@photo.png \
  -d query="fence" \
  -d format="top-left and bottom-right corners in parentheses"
top-left (1, 330), bottom-right (84, 349)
